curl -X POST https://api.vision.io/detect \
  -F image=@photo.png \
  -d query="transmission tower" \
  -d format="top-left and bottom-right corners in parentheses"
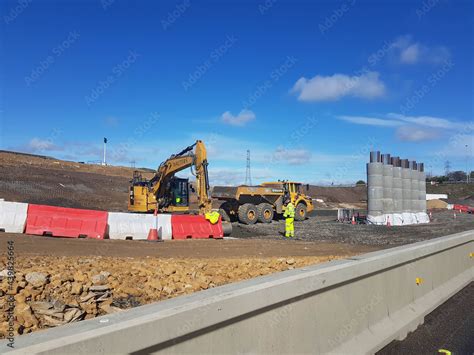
top-left (245, 149), bottom-right (252, 186)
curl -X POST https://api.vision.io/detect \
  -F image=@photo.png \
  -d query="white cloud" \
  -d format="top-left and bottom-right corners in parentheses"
top-left (27, 138), bottom-right (61, 152)
top-left (291, 71), bottom-right (385, 101)
top-left (272, 148), bottom-right (312, 165)
top-left (340, 113), bottom-right (464, 130)
top-left (221, 109), bottom-right (256, 126)
top-left (392, 35), bottom-right (451, 65)
top-left (395, 126), bottom-right (440, 142)
top-left (387, 113), bottom-right (462, 129)
top-left (338, 113), bottom-right (470, 142)
top-left (338, 115), bottom-right (401, 127)
top-left (400, 44), bottom-right (420, 64)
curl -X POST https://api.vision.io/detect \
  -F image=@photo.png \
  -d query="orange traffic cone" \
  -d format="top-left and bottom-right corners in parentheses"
top-left (147, 209), bottom-right (160, 241)
top-left (147, 227), bottom-right (159, 241)
top-left (351, 215), bottom-right (356, 225)
top-left (386, 216), bottom-right (391, 227)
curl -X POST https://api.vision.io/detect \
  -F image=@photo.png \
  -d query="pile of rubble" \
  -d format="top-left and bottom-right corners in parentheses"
top-left (0, 255), bottom-right (332, 338)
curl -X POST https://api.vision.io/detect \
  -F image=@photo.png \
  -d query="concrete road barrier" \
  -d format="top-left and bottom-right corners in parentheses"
top-left (0, 201), bottom-right (28, 233)
top-left (2, 230), bottom-right (473, 354)
top-left (108, 212), bottom-right (172, 240)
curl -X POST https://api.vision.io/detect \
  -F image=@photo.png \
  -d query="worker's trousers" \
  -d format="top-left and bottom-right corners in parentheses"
top-left (285, 217), bottom-right (294, 237)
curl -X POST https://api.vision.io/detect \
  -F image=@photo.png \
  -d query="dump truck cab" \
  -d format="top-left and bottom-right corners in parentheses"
top-left (261, 181), bottom-right (314, 220)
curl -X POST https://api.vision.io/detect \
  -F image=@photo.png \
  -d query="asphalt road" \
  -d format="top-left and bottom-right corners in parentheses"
top-left (378, 282), bottom-right (474, 354)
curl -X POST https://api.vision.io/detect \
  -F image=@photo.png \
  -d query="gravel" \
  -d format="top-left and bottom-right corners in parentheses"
top-left (231, 210), bottom-right (473, 247)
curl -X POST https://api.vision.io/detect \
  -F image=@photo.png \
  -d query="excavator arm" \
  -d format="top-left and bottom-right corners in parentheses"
top-left (148, 140), bottom-right (212, 214)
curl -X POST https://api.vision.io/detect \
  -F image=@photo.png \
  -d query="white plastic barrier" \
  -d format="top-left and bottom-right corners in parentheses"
top-left (392, 213), bottom-right (404, 226)
top-left (415, 212), bottom-right (430, 224)
top-left (368, 213), bottom-right (426, 226)
top-left (366, 214), bottom-right (386, 225)
top-left (108, 212), bottom-right (172, 240)
top-left (401, 212), bottom-right (415, 225)
top-left (157, 214), bottom-right (172, 240)
top-left (0, 201), bottom-right (28, 233)
top-left (426, 193), bottom-right (448, 200)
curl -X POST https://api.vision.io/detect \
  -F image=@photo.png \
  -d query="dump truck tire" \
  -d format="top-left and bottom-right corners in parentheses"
top-left (238, 203), bottom-right (258, 225)
top-left (218, 208), bottom-right (231, 222)
top-left (294, 203), bottom-right (307, 221)
top-left (257, 203), bottom-right (274, 223)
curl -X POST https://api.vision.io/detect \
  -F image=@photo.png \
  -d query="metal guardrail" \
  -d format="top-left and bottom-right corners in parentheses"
top-left (2, 231), bottom-right (473, 354)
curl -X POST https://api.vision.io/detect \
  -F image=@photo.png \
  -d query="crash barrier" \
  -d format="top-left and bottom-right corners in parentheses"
top-left (367, 212), bottom-right (430, 226)
top-left (25, 204), bottom-right (108, 239)
top-left (171, 214), bottom-right (223, 239)
top-left (3, 230), bottom-right (472, 354)
top-left (108, 212), bottom-right (172, 240)
top-left (0, 200), bottom-right (28, 233)
top-left (453, 204), bottom-right (473, 214)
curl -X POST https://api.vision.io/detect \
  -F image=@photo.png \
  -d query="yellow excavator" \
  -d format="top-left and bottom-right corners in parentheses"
top-left (127, 140), bottom-right (212, 215)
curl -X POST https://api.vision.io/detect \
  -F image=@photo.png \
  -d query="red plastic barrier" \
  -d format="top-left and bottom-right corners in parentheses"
top-left (171, 215), bottom-right (223, 239)
top-left (26, 204), bottom-right (108, 239)
top-left (453, 204), bottom-right (473, 213)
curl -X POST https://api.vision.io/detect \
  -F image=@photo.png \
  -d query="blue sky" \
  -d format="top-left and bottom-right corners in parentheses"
top-left (1, 0), bottom-right (473, 185)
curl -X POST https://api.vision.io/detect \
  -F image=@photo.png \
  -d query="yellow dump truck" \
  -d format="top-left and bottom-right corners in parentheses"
top-left (213, 181), bottom-right (314, 224)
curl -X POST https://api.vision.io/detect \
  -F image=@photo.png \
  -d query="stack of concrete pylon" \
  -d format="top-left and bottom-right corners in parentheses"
top-left (367, 151), bottom-right (429, 226)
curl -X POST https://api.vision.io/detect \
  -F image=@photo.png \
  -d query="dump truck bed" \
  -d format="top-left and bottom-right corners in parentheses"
top-left (212, 185), bottom-right (285, 200)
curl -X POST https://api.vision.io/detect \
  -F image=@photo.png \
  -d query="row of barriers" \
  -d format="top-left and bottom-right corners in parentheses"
top-left (0, 200), bottom-right (223, 240)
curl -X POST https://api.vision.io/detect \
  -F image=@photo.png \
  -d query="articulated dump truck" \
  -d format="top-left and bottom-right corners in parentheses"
top-left (213, 181), bottom-right (314, 225)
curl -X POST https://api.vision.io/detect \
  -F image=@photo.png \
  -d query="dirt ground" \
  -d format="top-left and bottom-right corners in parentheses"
top-left (0, 234), bottom-right (377, 258)
top-left (0, 151), bottom-right (135, 211)
top-left (0, 235), bottom-right (374, 339)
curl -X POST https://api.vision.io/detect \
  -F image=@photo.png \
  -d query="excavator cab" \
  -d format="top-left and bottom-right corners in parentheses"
top-left (169, 177), bottom-right (189, 207)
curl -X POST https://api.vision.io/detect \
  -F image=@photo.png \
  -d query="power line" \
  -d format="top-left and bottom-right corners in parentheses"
top-left (245, 149), bottom-right (252, 186)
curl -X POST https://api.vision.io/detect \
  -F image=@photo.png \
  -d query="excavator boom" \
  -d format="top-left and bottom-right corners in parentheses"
top-left (128, 140), bottom-right (212, 214)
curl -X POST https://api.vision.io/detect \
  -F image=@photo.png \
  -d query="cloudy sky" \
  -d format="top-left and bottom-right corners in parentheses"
top-left (1, 0), bottom-right (472, 185)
